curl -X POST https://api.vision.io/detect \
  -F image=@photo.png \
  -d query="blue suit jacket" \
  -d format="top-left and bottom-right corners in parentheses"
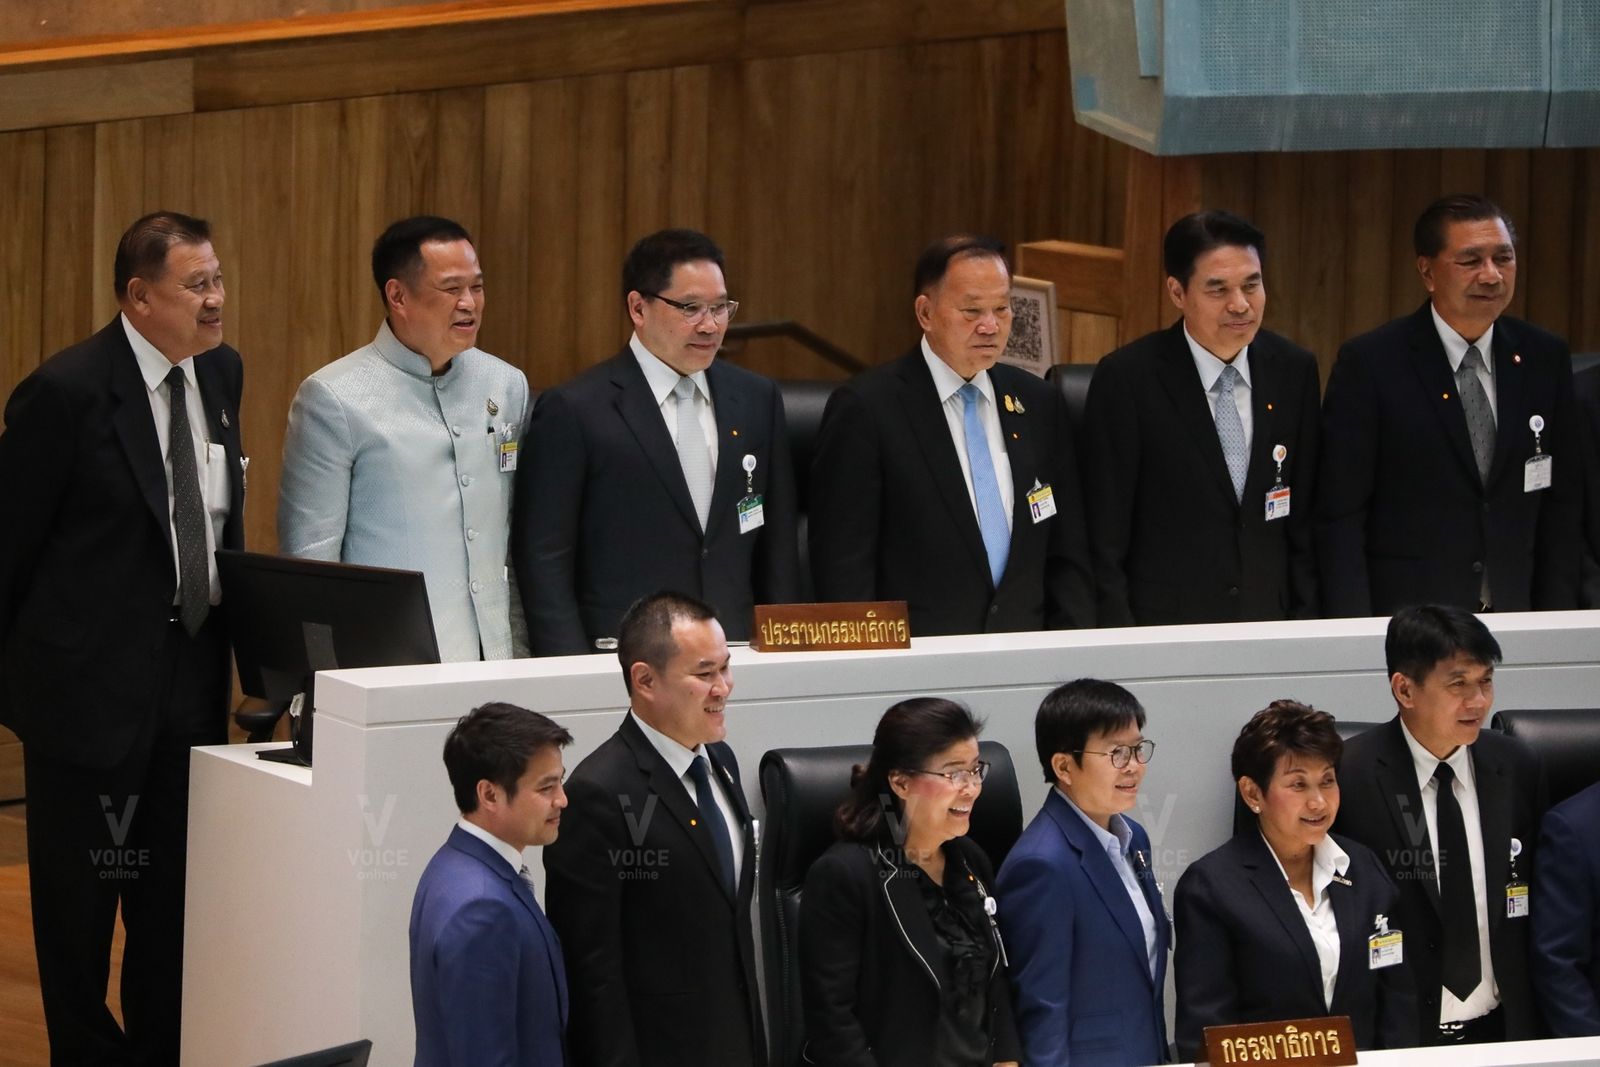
top-left (1533, 781), bottom-right (1600, 1036)
top-left (410, 826), bottom-right (568, 1066)
top-left (994, 790), bottom-right (1170, 1066)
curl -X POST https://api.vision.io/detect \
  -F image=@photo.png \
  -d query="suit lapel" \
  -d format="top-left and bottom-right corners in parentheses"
top-left (609, 352), bottom-right (704, 533)
top-left (1245, 339), bottom-right (1284, 493)
top-left (620, 716), bottom-right (738, 906)
top-left (1404, 304), bottom-right (1483, 486)
top-left (994, 371), bottom-right (1036, 554)
top-left (1154, 324), bottom-right (1238, 505)
top-left (894, 351), bottom-right (990, 579)
top-left (1471, 744), bottom-right (1513, 943)
top-left (194, 351), bottom-right (244, 549)
top-left (105, 321), bottom-right (176, 559)
top-left (1373, 719), bottom-right (1443, 917)
top-left (1046, 793), bottom-right (1153, 985)
top-left (1327, 866), bottom-right (1366, 1016)
top-left (704, 362), bottom-right (747, 541)
top-left (876, 845), bottom-right (949, 990)
top-left (1487, 320), bottom-right (1529, 489)
top-left (1239, 832), bottom-right (1327, 1005)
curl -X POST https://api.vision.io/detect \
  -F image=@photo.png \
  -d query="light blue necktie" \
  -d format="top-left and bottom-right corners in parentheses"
top-left (959, 383), bottom-right (1010, 587)
top-left (1213, 364), bottom-right (1248, 503)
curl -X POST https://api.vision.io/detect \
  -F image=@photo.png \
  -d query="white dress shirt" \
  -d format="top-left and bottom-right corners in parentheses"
top-left (630, 711), bottom-right (744, 884)
top-left (456, 816), bottom-right (524, 874)
top-left (1400, 717), bottom-right (1500, 1022)
top-left (123, 313), bottom-right (229, 605)
top-left (921, 337), bottom-right (1014, 531)
top-left (1185, 324), bottom-right (1254, 450)
top-left (1059, 787), bottom-right (1160, 979)
top-left (632, 333), bottom-right (719, 470)
top-left (1264, 832), bottom-right (1349, 1010)
top-left (1432, 305), bottom-right (1498, 422)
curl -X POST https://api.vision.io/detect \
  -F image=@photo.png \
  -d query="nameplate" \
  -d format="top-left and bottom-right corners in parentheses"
top-left (751, 602), bottom-right (910, 652)
top-left (1202, 1016), bottom-right (1356, 1065)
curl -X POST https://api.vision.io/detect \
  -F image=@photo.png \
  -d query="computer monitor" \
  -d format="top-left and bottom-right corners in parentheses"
top-left (217, 550), bottom-right (441, 765)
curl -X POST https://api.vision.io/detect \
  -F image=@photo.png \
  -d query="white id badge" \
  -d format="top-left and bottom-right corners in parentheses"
top-left (1026, 483), bottom-right (1057, 523)
top-left (1264, 486), bottom-right (1291, 521)
top-left (1524, 454), bottom-right (1552, 492)
top-left (1369, 930), bottom-right (1403, 969)
top-left (499, 439), bottom-right (519, 473)
top-left (737, 494), bottom-right (765, 534)
top-left (1507, 882), bottom-right (1530, 918)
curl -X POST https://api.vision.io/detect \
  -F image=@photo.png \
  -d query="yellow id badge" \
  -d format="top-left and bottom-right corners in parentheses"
top-left (499, 439), bottom-right (519, 473)
top-left (1026, 482), bottom-right (1057, 524)
top-left (1506, 882), bottom-right (1529, 918)
top-left (1368, 930), bottom-right (1403, 969)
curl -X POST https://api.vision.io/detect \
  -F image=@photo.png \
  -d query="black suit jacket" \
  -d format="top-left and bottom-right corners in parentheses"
top-left (1573, 365), bottom-right (1600, 607)
top-left (542, 713), bottom-right (766, 1067)
top-left (1082, 322), bottom-right (1321, 625)
top-left (1173, 831), bottom-right (1416, 1061)
top-left (0, 319), bottom-right (244, 768)
top-left (514, 348), bottom-right (799, 654)
top-left (1332, 717), bottom-right (1548, 1045)
top-left (799, 837), bottom-right (1022, 1067)
top-left (808, 346), bottom-right (1094, 636)
top-left (1316, 302), bottom-right (1580, 616)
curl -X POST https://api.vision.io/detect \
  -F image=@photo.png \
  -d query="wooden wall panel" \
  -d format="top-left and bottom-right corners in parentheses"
top-left (0, 131), bottom-right (44, 392)
top-left (40, 126), bottom-right (97, 354)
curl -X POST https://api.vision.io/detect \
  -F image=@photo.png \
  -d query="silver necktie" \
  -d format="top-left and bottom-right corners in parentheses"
top-left (674, 376), bottom-right (712, 530)
top-left (1214, 364), bottom-right (1248, 504)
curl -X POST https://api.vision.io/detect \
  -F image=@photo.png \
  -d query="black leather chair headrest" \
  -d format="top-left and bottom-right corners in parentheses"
top-left (1490, 708), bottom-right (1600, 805)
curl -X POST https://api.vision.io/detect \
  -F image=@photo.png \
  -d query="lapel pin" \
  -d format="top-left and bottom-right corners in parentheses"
top-left (1442, 392), bottom-right (1451, 400)
top-left (1014, 397), bottom-right (1026, 414)
top-left (220, 410), bottom-right (230, 429)
top-left (486, 397), bottom-right (499, 416)
top-left (1265, 402), bottom-right (1273, 412)
top-left (1513, 353), bottom-right (1522, 364)
top-left (731, 429), bottom-right (740, 437)
top-left (1003, 394), bottom-right (1015, 413)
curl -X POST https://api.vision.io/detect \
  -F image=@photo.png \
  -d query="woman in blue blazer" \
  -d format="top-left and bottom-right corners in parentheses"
top-left (994, 679), bottom-right (1170, 1066)
top-left (1174, 701), bottom-right (1416, 1061)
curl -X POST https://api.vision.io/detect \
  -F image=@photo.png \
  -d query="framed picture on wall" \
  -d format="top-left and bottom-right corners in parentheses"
top-left (1000, 275), bottom-right (1059, 378)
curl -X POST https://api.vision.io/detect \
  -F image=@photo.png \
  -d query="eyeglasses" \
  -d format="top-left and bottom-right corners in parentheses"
top-left (1076, 739), bottom-right (1156, 769)
top-left (903, 761), bottom-right (990, 788)
top-left (640, 292), bottom-right (740, 324)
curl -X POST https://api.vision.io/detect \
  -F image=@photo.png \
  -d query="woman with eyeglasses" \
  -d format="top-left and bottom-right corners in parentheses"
top-left (799, 697), bottom-right (1020, 1067)
top-left (1173, 701), bottom-right (1416, 1061)
top-left (993, 678), bottom-right (1169, 1066)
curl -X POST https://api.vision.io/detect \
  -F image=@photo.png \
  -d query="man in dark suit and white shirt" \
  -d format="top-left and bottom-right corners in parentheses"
top-left (514, 229), bottom-right (798, 654)
top-left (0, 212), bottom-right (244, 1063)
top-left (808, 234), bottom-right (1094, 635)
top-left (1317, 195), bottom-right (1580, 616)
top-left (1333, 605), bottom-right (1547, 1046)
top-left (1082, 210), bottom-right (1321, 626)
top-left (1532, 779), bottom-right (1600, 1036)
top-left (542, 592), bottom-right (765, 1066)
top-left (410, 702), bottom-right (572, 1066)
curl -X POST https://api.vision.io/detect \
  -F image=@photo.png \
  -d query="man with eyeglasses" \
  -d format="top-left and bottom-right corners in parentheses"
top-left (515, 228), bottom-right (798, 654)
top-left (809, 234), bottom-right (1094, 635)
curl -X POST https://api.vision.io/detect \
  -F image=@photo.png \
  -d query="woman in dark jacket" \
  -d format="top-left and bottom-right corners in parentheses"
top-left (1174, 701), bottom-right (1416, 1061)
top-left (799, 697), bottom-right (1021, 1067)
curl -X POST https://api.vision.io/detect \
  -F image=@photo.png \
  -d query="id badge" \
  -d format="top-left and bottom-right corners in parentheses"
top-left (499, 439), bottom-right (519, 473)
top-left (1264, 485), bottom-right (1291, 521)
top-left (737, 493), bottom-right (765, 534)
top-left (1524, 454), bottom-right (1552, 492)
top-left (1368, 930), bottom-right (1403, 969)
top-left (1506, 881), bottom-right (1530, 918)
top-left (1026, 481), bottom-right (1057, 524)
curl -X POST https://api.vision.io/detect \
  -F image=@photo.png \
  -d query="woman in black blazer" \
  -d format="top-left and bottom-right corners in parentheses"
top-left (800, 697), bottom-right (1021, 1067)
top-left (1175, 701), bottom-right (1416, 1061)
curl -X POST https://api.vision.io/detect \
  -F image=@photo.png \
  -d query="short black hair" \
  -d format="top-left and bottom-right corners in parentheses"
top-left (616, 591), bottom-right (719, 695)
top-left (1385, 604), bottom-right (1503, 683)
top-left (621, 229), bottom-right (726, 302)
top-left (1231, 700), bottom-right (1343, 792)
top-left (835, 697), bottom-right (984, 843)
top-left (113, 212), bottom-right (212, 299)
top-left (443, 702), bottom-right (573, 814)
top-left (1034, 678), bottom-right (1146, 784)
top-left (1413, 194), bottom-right (1516, 258)
top-left (912, 234), bottom-right (1008, 296)
top-left (1163, 210), bottom-right (1265, 288)
top-left (371, 215), bottom-right (473, 301)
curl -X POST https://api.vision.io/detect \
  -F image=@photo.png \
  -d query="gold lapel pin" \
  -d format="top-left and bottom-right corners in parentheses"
top-left (1003, 394), bottom-right (1015, 413)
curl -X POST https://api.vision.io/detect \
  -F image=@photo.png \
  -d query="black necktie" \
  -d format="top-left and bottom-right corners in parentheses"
top-left (1433, 761), bottom-right (1481, 1000)
top-left (166, 367), bottom-right (210, 636)
top-left (688, 756), bottom-right (736, 898)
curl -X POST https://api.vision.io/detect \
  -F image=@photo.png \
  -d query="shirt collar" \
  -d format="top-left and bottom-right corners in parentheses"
top-left (1261, 829), bottom-right (1350, 903)
top-left (629, 708), bottom-right (707, 781)
top-left (122, 313), bottom-right (197, 394)
top-left (1056, 786), bottom-right (1134, 858)
top-left (1399, 713), bottom-right (1474, 790)
top-left (1430, 303), bottom-right (1496, 375)
top-left (1184, 322), bottom-right (1251, 392)
top-left (921, 336), bottom-right (995, 405)
top-left (374, 319), bottom-right (460, 381)
top-left (631, 332), bottom-right (710, 406)
top-left (455, 816), bottom-right (524, 874)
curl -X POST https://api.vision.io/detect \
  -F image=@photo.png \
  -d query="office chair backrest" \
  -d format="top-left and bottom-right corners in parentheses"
top-left (1490, 707), bottom-right (1600, 805)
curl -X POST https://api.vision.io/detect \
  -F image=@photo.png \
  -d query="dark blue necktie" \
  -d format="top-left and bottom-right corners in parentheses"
top-left (688, 756), bottom-right (736, 897)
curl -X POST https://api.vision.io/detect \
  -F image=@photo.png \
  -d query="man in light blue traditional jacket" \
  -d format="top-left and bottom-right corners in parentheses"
top-left (279, 216), bottom-right (529, 660)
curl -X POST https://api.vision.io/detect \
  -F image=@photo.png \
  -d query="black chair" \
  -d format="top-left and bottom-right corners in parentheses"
top-left (1490, 707), bottom-right (1600, 805)
top-left (256, 1038), bottom-right (371, 1067)
top-left (776, 378), bottom-right (843, 601)
top-left (757, 739), bottom-right (1024, 1067)
top-left (1044, 362), bottom-right (1096, 451)
top-left (1572, 352), bottom-right (1600, 376)
top-left (1230, 718), bottom-right (1383, 837)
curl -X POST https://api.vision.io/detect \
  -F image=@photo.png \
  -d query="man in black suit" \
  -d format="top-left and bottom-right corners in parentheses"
top-left (0, 212), bottom-right (244, 1063)
top-left (1082, 210), bottom-right (1321, 626)
top-left (542, 592), bottom-right (765, 1066)
top-left (1573, 363), bottom-right (1600, 607)
top-left (514, 229), bottom-right (798, 654)
top-left (1317, 194), bottom-right (1581, 616)
top-left (1333, 605), bottom-right (1547, 1046)
top-left (808, 235), bottom-right (1094, 635)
